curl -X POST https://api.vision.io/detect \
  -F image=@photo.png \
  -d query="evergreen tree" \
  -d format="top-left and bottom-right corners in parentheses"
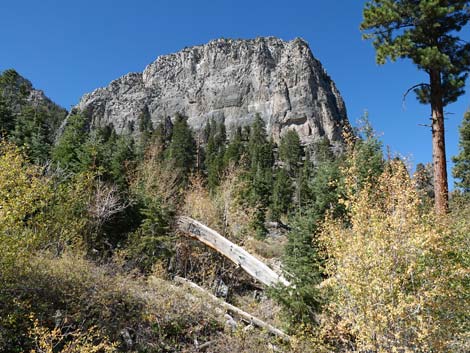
top-left (270, 167), bottom-right (293, 221)
top-left (107, 134), bottom-right (135, 188)
top-left (361, 0), bottom-right (470, 213)
top-left (165, 114), bottom-right (195, 179)
top-left (137, 106), bottom-right (153, 157)
top-left (351, 113), bottom-right (385, 186)
top-left (452, 110), bottom-right (470, 192)
top-left (10, 106), bottom-right (51, 162)
top-left (273, 210), bottom-right (324, 326)
top-left (0, 97), bottom-right (14, 134)
top-left (205, 119), bottom-right (227, 190)
top-left (223, 126), bottom-right (244, 167)
top-left (297, 149), bottom-right (315, 209)
top-left (245, 115), bottom-right (274, 237)
top-left (279, 129), bottom-right (302, 176)
top-left (52, 113), bottom-right (88, 172)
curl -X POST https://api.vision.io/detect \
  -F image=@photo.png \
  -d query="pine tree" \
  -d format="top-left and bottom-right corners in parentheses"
top-left (223, 126), bottom-right (244, 167)
top-left (11, 106), bottom-right (52, 162)
top-left (270, 167), bottom-right (294, 221)
top-left (137, 106), bottom-right (153, 157)
top-left (452, 110), bottom-right (470, 192)
top-left (165, 114), bottom-right (195, 179)
top-left (361, 0), bottom-right (470, 213)
top-left (273, 210), bottom-right (324, 326)
top-left (205, 120), bottom-right (227, 190)
top-left (279, 129), bottom-right (302, 176)
top-left (245, 115), bottom-right (274, 237)
top-left (52, 113), bottom-right (88, 171)
top-left (0, 97), bottom-right (14, 134)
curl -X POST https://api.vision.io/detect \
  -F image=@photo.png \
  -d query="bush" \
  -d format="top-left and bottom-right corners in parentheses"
top-left (319, 160), bottom-right (469, 352)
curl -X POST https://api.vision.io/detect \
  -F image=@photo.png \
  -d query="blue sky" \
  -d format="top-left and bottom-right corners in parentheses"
top-left (1, 0), bottom-right (469, 186)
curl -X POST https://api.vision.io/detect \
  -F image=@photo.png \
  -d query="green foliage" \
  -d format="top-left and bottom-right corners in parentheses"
top-left (124, 198), bottom-right (174, 273)
top-left (361, 0), bottom-right (470, 105)
top-left (245, 115), bottom-right (274, 237)
top-left (272, 211), bottom-right (324, 327)
top-left (52, 113), bottom-right (88, 171)
top-left (0, 69), bottom-right (67, 155)
top-left (0, 96), bottom-right (14, 134)
top-left (53, 115), bottom-right (135, 187)
top-left (165, 113), bottom-right (195, 179)
top-left (224, 126), bottom-right (245, 167)
top-left (10, 106), bottom-right (52, 162)
top-left (279, 129), bottom-right (302, 175)
top-left (349, 113), bottom-right (385, 187)
top-left (136, 106), bottom-right (153, 156)
top-left (205, 119), bottom-right (227, 190)
top-left (270, 168), bottom-right (294, 221)
top-left (452, 110), bottom-right (470, 192)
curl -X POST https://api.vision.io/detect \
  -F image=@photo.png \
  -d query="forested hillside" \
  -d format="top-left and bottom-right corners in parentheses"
top-left (1, 2), bottom-right (470, 351)
top-left (1, 80), bottom-right (469, 351)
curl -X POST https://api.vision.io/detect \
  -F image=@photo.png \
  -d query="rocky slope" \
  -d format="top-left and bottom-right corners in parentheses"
top-left (76, 37), bottom-right (348, 146)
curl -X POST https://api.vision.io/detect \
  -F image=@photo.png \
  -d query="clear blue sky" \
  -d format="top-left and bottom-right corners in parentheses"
top-left (1, 0), bottom-right (469, 186)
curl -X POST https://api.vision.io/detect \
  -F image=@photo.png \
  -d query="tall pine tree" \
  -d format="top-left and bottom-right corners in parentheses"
top-left (165, 114), bottom-right (195, 180)
top-left (361, 0), bottom-right (470, 213)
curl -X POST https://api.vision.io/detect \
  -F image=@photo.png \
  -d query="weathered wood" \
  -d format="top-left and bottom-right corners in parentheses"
top-left (174, 276), bottom-right (289, 341)
top-left (177, 216), bottom-right (290, 287)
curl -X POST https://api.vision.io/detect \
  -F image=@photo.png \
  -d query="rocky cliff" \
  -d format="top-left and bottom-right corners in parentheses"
top-left (76, 37), bottom-right (348, 146)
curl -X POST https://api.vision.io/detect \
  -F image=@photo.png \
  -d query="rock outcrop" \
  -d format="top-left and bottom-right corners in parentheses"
top-left (76, 37), bottom-right (348, 146)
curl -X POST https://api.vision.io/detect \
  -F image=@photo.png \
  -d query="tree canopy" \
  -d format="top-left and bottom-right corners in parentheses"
top-left (361, 0), bottom-right (470, 213)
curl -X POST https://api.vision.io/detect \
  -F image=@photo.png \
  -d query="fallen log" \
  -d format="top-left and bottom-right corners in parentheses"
top-left (177, 216), bottom-right (290, 287)
top-left (174, 276), bottom-right (289, 341)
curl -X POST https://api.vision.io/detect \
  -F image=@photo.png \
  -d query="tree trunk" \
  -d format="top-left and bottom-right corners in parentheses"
top-left (174, 276), bottom-right (290, 341)
top-left (177, 216), bottom-right (290, 287)
top-left (430, 69), bottom-right (449, 214)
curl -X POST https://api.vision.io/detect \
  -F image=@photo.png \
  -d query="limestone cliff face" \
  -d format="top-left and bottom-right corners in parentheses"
top-left (76, 37), bottom-right (348, 146)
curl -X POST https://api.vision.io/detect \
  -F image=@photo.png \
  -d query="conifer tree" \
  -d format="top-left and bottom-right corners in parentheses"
top-left (224, 126), bottom-right (244, 167)
top-left (361, 0), bottom-right (470, 213)
top-left (204, 119), bottom-right (227, 189)
top-left (452, 110), bottom-right (470, 192)
top-left (0, 97), bottom-right (14, 134)
top-left (11, 106), bottom-right (51, 162)
top-left (245, 115), bottom-right (274, 236)
top-left (52, 113), bottom-right (88, 171)
top-left (279, 129), bottom-right (302, 176)
top-left (270, 167), bottom-right (293, 221)
top-left (137, 106), bottom-right (153, 156)
top-left (166, 114), bottom-right (195, 178)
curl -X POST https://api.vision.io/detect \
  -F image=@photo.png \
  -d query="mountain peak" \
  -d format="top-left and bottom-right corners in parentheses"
top-left (76, 36), bottom-right (348, 146)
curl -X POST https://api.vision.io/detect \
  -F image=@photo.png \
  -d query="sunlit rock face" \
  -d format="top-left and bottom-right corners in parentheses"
top-left (76, 37), bottom-right (348, 146)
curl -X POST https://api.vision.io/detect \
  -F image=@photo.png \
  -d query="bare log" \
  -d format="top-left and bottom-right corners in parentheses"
top-left (174, 276), bottom-right (289, 341)
top-left (177, 216), bottom-right (290, 287)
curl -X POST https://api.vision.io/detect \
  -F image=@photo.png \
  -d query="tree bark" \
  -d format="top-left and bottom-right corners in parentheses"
top-left (430, 69), bottom-right (449, 214)
top-left (174, 276), bottom-right (290, 341)
top-left (177, 216), bottom-right (290, 287)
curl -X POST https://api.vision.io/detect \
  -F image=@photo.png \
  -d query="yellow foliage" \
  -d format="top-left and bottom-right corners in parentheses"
top-left (0, 140), bottom-right (52, 274)
top-left (29, 317), bottom-right (118, 353)
top-left (182, 174), bottom-right (224, 232)
top-left (320, 160), bottom-right (469, 352)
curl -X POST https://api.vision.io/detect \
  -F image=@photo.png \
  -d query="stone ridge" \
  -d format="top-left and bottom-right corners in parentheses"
top-left (76, 36), bottom-right (348, 146)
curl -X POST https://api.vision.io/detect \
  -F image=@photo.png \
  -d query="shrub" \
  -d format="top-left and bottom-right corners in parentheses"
top-left (320, 159), bottom-right (469, 352)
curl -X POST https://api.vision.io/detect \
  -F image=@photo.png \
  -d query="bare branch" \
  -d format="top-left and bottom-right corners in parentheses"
top-left (402, 83), bottom-right (430, 109)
